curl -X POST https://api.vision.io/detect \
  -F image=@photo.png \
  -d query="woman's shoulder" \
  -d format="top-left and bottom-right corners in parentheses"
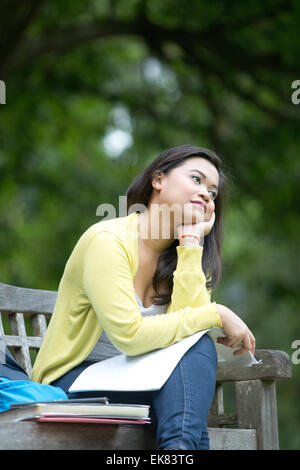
top-left (83, 211), bottom-right (138, 242)
top-left (70, 212), bottom-right (139, 262)
top-left (73, 212), bottom-right (139, 272)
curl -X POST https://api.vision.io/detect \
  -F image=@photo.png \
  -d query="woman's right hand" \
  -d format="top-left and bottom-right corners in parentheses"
top-left (216, 304), bottom-right (255, 356)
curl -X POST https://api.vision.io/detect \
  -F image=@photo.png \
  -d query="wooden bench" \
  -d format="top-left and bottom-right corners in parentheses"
top-left (0, 282), bottom-right (292, 450)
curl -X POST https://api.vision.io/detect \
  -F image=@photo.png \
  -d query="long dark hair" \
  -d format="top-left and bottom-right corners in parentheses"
top-left (126, 144), bottom-right (229, 305)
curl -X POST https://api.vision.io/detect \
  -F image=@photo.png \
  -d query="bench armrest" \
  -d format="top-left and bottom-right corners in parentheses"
top-left (216, 349), bottom-right (292, 383)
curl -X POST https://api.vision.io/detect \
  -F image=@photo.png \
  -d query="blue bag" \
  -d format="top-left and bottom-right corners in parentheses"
top-left (0, 377), bottom-right (68, 412)
top-left (0, 337), bottom-right (68, 411)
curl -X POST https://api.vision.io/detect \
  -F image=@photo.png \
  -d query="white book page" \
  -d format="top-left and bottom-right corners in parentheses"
top-left (69, 327), bottom-right (261, 393)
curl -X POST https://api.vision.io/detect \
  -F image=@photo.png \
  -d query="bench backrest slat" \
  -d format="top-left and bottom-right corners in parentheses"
top-left (0, 282), bottom-right (57, 314)
top-left (0, 282), bottom-right (55, 374)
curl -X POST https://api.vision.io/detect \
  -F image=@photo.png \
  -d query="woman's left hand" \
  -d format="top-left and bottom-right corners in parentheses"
top-left (216, 304), bottom-right (256, 356)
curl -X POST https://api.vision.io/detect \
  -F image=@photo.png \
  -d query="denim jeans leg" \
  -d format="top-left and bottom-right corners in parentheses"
top-left (152, 334), bottom-right (217, 450)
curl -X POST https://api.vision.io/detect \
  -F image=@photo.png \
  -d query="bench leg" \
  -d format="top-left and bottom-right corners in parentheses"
top-left (235, 379), bottom-right (279, 450)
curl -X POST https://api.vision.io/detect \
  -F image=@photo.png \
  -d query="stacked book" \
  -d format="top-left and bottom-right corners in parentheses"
top-left (0, 397), bottom-right (150, 425)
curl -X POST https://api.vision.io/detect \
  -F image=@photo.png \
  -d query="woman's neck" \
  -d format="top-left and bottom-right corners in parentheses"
top-left (138, 208), bottom-right (175, 256)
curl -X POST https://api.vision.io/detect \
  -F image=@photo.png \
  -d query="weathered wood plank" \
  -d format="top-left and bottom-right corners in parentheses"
top-left (216, 349), bottom-right (292, 382)
top-left (209, 428), bottom-right (257, 450)
top-left (207, 412), bottom-right (237, 427)
top-left (210, 383), bottom-right (224, 415)
top-left (31, 313), bottom-right (48, 337)
top-left (0, 313), bottom-right (5, 337)
top-left (3, 335), bottom-right (43, 349)
top-left (0, 422), bottom-right (257, 450)
top-left (235, 379), bottom-right (279, 450)
top-left (7, 313), bottom-right (32, 374)
top-left (0, 282), bottom-right (57, 314)
top-left (0, 422), bottom-right (157, 450)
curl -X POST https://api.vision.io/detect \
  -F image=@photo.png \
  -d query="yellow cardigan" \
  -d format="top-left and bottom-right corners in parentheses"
top-left (31, 211), bottom-right (222, 385)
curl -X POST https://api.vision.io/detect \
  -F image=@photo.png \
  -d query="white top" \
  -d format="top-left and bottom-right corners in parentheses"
top-left (85, 293), bottom-right (167, 362)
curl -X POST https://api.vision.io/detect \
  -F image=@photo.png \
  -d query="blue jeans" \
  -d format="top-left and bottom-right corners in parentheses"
top-left (51, 334), bottom-right (217, 450)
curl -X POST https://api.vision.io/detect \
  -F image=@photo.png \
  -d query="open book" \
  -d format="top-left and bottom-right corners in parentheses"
top-left (69, 327), bottom-right (262, 394)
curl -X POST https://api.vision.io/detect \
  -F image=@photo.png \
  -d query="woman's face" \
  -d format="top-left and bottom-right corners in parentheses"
top-left (152, 157), bottom-right (219, 226)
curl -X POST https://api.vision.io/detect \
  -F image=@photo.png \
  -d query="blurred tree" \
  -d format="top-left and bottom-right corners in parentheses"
top-left (0, 0), bottom-right (299, 449)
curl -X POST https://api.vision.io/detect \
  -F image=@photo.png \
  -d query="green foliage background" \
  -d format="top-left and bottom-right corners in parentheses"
top-left (0, 0), bottom-right (299, 449)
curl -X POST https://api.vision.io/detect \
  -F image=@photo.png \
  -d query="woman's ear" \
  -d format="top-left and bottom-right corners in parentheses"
top-left (152, 170), bottom-right (164, 191)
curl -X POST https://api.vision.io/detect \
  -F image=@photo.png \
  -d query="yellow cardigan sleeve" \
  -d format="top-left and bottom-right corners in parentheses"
top-left (82, 233), bottom-right (222, 356)
top-left (167, 245), bottom-right (212, 312)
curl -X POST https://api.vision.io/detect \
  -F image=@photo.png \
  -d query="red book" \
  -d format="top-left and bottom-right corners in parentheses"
top-left (28, 415), bottom-right (151, 425)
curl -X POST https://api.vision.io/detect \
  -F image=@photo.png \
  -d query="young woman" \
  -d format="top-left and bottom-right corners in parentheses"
top-left (31, 144), bottom-right (255, 450)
